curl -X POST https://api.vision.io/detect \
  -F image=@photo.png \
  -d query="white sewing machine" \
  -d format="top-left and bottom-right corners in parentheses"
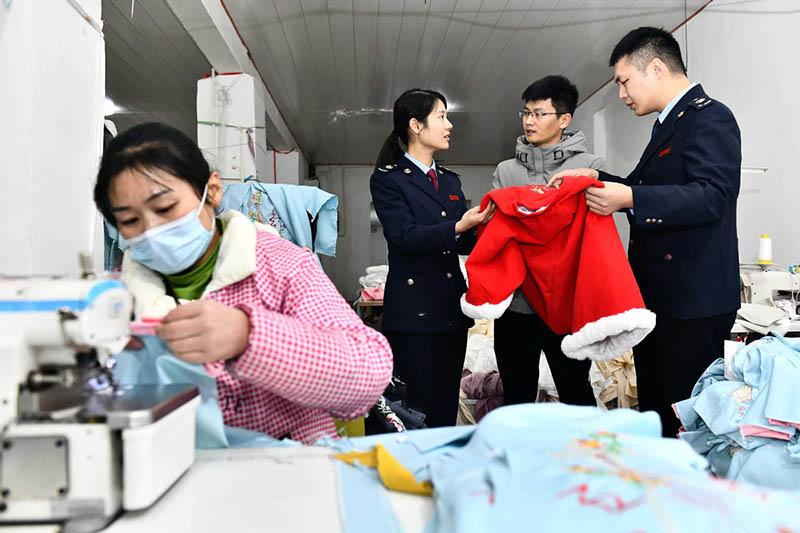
top-left (742, 269), bottom-right (800, 307)
top-left (0, 276), bottom-right (200, 532)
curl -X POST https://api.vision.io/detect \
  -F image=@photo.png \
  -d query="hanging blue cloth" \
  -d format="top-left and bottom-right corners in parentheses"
top-left (104, 221), bottom-right (124, 271)
top-left (220, 182), bottom-right (338, 256)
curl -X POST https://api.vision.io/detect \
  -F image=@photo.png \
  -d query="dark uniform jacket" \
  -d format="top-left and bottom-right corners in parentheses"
top-left (370, 155), bottom-right (477, 333)
top-left (600, 84), bottom-right (741, 319)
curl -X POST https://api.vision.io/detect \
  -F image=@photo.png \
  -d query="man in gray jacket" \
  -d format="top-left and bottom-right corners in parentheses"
top-left (492, 75), bottom-right (605, 407)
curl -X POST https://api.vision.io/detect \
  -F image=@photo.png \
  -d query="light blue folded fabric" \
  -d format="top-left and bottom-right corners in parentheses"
top-left (112, 335), bottom-right (289, 449)
top-left (334, 459), bottom-right (403, 533)
top-left (728, 437), bottom-right (800, 490)
top-left (677, 334), bottom-right (800, 489)
top-left (333, 404), bottom-right (800, 533)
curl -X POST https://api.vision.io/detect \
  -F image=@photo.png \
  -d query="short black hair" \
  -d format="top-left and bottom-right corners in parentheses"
top-left (94, 122), bottom-right (210, 227)
top-left (521, 75), bottom-right (578, 115)
top-left (609, 26), bottom-right (687, 75)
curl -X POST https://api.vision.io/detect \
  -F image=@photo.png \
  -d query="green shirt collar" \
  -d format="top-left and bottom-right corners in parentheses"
top-left (164, 217), bottom-right (226, 301)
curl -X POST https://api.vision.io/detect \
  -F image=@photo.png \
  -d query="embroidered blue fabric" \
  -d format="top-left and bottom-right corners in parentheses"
top-left (220, 182), bottom-right (338, 256)
top-left (331, 403), bottom-right (800, 532)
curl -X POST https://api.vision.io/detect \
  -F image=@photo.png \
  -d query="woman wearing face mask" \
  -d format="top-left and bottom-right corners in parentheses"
top-left (370, 89), bottom-right (494, 427)
top-left (94, 122), bottom-right (392, 444)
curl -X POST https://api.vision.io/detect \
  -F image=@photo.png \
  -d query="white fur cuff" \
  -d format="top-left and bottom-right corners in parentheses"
top-left (561, 308), bottom-right (656, 361)
top-left (460, 293), bottom-right (514, 320)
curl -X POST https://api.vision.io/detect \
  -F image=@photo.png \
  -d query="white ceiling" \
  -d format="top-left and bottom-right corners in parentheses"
top-left (104, 0), bottom-right (708, 164)
top-left (104, 0), bottom-right (211, 140)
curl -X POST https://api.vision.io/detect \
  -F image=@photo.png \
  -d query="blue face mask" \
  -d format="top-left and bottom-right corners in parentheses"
top-left (119, 185), bottom-right (214, 275)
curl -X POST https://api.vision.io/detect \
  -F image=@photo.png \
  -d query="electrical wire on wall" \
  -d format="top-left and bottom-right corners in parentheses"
top-left (198, 71), bottom-right (282, 183)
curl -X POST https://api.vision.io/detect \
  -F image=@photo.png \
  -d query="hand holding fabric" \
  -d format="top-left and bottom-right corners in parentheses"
top-left (158, 299), bottom-right (250, 363)
top-left (456, 200), bottom-right (496, 233)
top-left (584, 182), bottom-right (633, 216)
top-left (547, 168), bottom-right (599, 189)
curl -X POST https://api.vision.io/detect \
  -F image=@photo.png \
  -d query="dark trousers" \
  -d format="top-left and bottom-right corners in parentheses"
top-left (634, 311), bottom-right (737, 438)
top-left (494, 311), bottom-right (595, 407)
top-left (384, 330), bottom-right (468, 428)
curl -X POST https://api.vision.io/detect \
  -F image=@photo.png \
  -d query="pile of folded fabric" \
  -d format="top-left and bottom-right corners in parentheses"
top-left (591, 350), bottom-right (638, 409)
top-left (735, 302), bottom-right (794, 336)
top-left (674, 335), bottom-right (800, 489)
top-left (358, 265), bottom-right (388, 301)
top-left (460, 371), bottom-right (503, 422)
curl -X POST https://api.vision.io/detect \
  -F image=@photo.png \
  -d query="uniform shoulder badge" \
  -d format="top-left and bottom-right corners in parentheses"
top-left (688, 96), bottom-right (714, 110)
top-left (438, 165), bottom-right (460, 178)
top-left (377, 164), bottom-right (397, 173)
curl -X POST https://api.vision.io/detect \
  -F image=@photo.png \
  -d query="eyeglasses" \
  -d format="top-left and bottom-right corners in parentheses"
top-left (518, 111), bottom-right (563, 120)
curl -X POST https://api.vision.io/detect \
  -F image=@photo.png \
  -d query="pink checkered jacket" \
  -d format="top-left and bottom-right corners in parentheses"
top-left (122, 210), bottom-right (393, 444)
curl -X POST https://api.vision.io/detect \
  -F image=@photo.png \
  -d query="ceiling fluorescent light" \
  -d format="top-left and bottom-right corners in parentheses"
top-left (104, 96), bottom-right (123, 116)
top-left (741, 167), bottom-right (768, 174)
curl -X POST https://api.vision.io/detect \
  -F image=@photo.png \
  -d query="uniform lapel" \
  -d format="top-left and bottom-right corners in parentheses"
top-left (401, 156), bottom-right (446, 208)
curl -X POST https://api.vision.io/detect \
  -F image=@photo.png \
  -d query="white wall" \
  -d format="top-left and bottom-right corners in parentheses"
top-left (316, 165), bottom-right (495, 300)
top-left (573, 0), bottom-right (800, 268)
top-left (0, 0), bottom-right (105, 276)
top-left (267, 150), bottom-right (308, 185)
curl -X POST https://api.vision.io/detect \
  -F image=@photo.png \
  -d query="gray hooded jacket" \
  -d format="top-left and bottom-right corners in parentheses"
top-left (491, 130), bottom-right (605, 314)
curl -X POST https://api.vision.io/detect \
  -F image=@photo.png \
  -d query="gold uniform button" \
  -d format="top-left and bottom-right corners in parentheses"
top-left (664, 253), bottom-right (673, 261)
top-left (403, 168), bottom-right (411, 174)
top-left (407, 278), bottom-right (415, 286)
top-left (657, 219), bottom-right (663, 224)
top-left (446, 272), bottom-right (453, 279)
top-left (645, 218), bottom-right (652, 223)
top-left (440, 210), bottom-right (447, 217)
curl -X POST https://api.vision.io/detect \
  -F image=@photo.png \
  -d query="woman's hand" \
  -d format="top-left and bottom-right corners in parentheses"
top-left (547, 168), bottom-right (599, 189)
top-left (157, 299), bottom-right (251, 364)
top-left (456, 200), bottom-right (496, 233)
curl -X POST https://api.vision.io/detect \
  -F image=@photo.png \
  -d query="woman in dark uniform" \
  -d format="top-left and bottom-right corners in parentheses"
top-left (370, 89), bottom-right (494, 427)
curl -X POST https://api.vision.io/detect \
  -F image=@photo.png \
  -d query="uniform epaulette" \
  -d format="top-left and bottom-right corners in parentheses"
top-left (687, 96), bottom-right (714, 110)
top-left (438, 165), bottom-right (460, 177)
top-left (377, 164), bottom-right (397, 173)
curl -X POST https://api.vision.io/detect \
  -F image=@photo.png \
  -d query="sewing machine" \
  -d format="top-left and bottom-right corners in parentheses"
top-left (0, 276), bottom-right (200, 532)
top-left (742, 269), bottom-right (800, 307)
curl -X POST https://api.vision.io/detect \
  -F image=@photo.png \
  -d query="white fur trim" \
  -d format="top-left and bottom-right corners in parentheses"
top-left (460, 292), bottom-right (514, 320)
top-left (121, 251), bottom-right (177, 319)
top-left (204, 210), bottom-right (259, 295)
top-left (561, 308), bottom-right (656, 361)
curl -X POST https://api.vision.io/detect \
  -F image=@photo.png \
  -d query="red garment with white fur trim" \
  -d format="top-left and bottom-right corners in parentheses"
top-left (461, 176), bottom-right (655, 361)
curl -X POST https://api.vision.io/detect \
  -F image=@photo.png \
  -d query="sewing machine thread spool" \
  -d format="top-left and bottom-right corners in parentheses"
top-left (758, 234), bottom-right (773, 265)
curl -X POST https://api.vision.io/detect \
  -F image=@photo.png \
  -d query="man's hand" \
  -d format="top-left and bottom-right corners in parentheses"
top-left (547, 168), bottom-right (599, 189)
top-left (585, 182), bottom-right (633, 216)
top-left (158, 299), bottom-right (251, 364)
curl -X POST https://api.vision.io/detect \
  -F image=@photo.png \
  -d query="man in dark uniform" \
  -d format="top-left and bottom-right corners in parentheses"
top-left (549, 27), bottom-right (741, 437)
